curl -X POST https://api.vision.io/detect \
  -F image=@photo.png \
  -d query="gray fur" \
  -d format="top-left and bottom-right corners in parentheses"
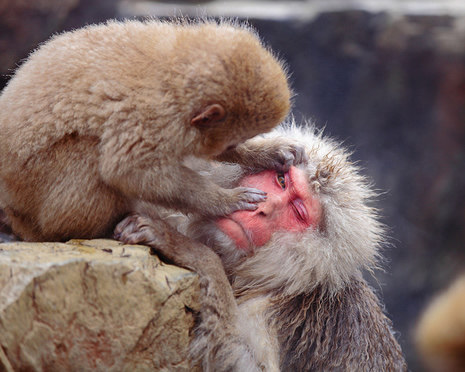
top-left (117, 123), bottom-right (407, 371)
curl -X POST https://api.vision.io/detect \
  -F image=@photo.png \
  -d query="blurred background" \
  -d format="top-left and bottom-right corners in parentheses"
top-left (1, 0), bottom-right (464, 370)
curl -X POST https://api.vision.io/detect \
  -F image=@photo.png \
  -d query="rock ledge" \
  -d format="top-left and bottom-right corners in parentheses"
top-left (0, 239), bottom-right (200, 372)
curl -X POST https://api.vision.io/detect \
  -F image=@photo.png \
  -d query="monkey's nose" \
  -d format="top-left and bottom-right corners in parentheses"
top-left (256, 195), bottom-right (280, 217)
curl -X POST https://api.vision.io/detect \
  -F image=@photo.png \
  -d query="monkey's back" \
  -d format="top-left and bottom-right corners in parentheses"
top-left (0, 21), bottom-right (169, 240)
top-left (0, 21), bottom-right (173, 159)
top-left (0, 19), bottom-right (290, 163)
top-left (0, 19), bottom-right (291, 241)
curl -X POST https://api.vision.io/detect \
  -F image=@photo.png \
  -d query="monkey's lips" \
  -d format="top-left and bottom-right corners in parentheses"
top-left (215, 217), bottom-right (252, 253)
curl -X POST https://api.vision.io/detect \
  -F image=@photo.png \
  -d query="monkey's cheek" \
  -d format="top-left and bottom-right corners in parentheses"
top-left (215, 218), bottom-right (252, 253)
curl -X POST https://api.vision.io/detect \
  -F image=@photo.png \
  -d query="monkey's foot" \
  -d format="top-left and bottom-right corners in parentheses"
top-left (114, 213), bottom-right (214, 269)
top-left (114, 213), bottom-right (163, 247)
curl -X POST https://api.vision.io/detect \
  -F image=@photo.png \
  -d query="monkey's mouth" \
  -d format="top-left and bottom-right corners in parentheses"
top-left (215, 217), bottom-right (253, 253)
top-left (224, 144), bottom-right (238, 152)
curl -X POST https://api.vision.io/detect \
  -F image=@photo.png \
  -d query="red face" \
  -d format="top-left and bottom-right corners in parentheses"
top-left (216, 166), bottom-right (321, 253)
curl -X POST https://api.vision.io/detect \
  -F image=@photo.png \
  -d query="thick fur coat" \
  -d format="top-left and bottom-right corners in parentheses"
top-left (0, 19), bottom-right (290, 241)
top-left (176, 123), bottom-right (407, 371)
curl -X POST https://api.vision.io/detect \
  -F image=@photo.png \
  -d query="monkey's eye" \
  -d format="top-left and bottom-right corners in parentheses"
top-left (277, 172), bottom-right (286, 189)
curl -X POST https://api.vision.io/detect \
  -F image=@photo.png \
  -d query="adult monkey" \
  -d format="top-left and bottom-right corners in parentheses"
top-left (116, 123), bottom-right (407, 371)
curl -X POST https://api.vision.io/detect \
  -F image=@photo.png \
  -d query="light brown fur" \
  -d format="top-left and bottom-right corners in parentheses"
top-left (116, 123), bottom-right (407, 371)
top-left (0, 18), bottom-right (291, 242)
top-left (416, 275), bottom-right (465, 372)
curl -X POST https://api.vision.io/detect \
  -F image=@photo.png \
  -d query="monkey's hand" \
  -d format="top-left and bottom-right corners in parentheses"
top-left (261, 137), bottom-right (308, 173)
top-left (224, 187), bottom-right (267, 214)
top-left (216, 136), bottom-right (308, 173)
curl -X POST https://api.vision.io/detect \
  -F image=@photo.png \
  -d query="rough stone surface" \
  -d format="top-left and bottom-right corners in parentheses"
top-left (0, 239), bottom-right (200, 372)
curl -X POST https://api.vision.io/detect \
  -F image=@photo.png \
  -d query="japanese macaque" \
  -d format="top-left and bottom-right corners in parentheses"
top-left (0, 19), bottom-right (291, 242)
top-left (416, 275), bottom-right (465, 372)
top-left (116, 123), bottom-right (408, 371)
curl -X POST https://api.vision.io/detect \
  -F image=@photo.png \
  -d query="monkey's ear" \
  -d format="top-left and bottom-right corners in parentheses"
top-left (191, 104), bottom-right (226, 128)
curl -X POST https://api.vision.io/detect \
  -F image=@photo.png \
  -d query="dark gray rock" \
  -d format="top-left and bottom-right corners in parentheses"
top-left (0, 0), bottom-right (79, 87)
top-left (0, 0), bottom-right (122, 88)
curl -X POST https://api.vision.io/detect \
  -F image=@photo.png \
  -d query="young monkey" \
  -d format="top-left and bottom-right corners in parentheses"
top-left (0, 19), bottom-right (294, 242)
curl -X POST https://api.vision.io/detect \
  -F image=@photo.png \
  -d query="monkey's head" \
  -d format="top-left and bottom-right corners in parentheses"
top-left (186, 123), bottom-right (385, 296)
top-left (164, 20), bottom-right (292, 158)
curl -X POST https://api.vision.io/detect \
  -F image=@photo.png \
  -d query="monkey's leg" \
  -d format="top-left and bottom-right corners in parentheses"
top-left (31, 136), bottom-right (130, 241)
top-left (37, 181), bottom-right (128, 241)
top-left (0, 135), bottom-right (130, 241)
top-left (2, 206), bottom-right (42, 241)
top-left (216, 136), bottom-right (308, 172)
top-left (115, 214), bottom-right (227, 275)
top-left (115, 214), bottom-right (263, 371)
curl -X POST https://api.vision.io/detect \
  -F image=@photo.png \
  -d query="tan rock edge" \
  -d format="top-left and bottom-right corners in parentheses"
top-left (0, 239), bottom-right (200, 372)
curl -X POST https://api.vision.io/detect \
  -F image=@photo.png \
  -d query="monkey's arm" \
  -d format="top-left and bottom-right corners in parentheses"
top-left (275, 279), bottom-right (407, 371)
top-left (115, 214), bottom-right (262, 372)
top-left (215, 136), bottom-right (308, 173)
top-left (99, 152), bottom-right (266, 216)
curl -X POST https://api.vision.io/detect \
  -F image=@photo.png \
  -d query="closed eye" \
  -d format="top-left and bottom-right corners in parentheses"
top-left (291, 202), bottom-right (304, 222)
top-left (291, 198), bottom-right (309, 224)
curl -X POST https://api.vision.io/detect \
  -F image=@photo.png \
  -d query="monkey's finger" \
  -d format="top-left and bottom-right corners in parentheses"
top-left (125, 229), bottom-right (161, 246)
top-left (250, 190), bottom-right (268, 197)
top-left (273, 146), bottom-right (301, 172)
top-left (238, 187), bottom-right (267, 202)
top-left (117, 225), bottom-right (143, 244)
top-left (283, 142), bottom-right (308, 167)
top-left (292, 145), bottom-right (308, 165)
top-left (114, 214), bottom-right (139, 239)
top-left (280, 152), bottom-right (295, 173)
top-left (238, 187), bottom-right (267, 195)
top-left (225, 187), bottom-right (267, 213)
top-left (233, 202), bottom-right (260, 211)
top-left (117, 220), bottom-right (161, 246)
